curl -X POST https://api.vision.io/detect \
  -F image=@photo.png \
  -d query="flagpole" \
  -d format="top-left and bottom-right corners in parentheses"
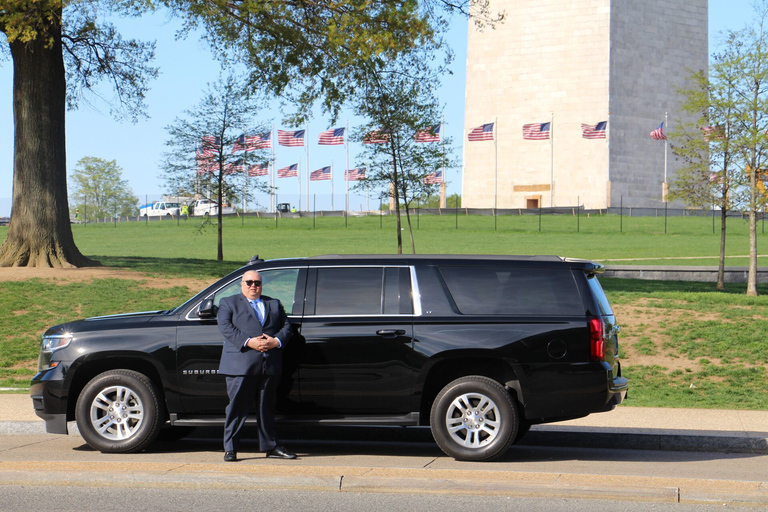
top-left (550, 112), bottom-right (554, 206)
top-left (331, 159), bottom-right (335, 210)
top-left (243, 130), bottom-right (248, 214)
top-left (305, 121), bottom-right (309, 212)
top-left (439, 116), bottom-right (446, 208)
top-left (345, 120), bottom-right (350, 214)
top-left (494, 116), bottom-right (498, 228)
top-left (663, 111), bottom-right (669, 202)
top-left (606, 112), bottom-right (611, 208)
top-left (270, 125), bottom-right (276, 213)
top-left (298, 158), bottom-right (302, 211)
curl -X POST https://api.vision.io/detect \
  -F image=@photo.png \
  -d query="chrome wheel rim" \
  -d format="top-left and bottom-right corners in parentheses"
top-left (445, 392), bottom-right (501, 448)
top-left (89, 385), bottom-right (144, 441)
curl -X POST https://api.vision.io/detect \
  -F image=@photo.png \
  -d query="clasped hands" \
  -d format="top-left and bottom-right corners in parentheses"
top-left (246, 334), bottom-right (278, 352)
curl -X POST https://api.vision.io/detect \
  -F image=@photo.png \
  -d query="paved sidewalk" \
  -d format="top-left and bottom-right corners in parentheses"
top-left (2, 393), bottom-right (767, 453)
top-left (3, 393), bottom-right (768, 505)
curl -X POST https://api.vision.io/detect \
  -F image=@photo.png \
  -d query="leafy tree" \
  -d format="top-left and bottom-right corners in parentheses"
top-left (670, 61), bottom-right (744, 290)
top-left (69, 157), bottom-right (139, 221)
top-left (0, 0), bottom-right (156, 266)
top-left (163, 75), bottom-right (269, 261)
top-left (731, 8), bottom-right (768, 297)
top-left (354, 48), bottom-right (454, 254)
top-left (414, 192), bottom-right (461, 209)
top-left (670, 2), bottom-right (768, 296)
top-left (1, 0), bottom-right (499, 267)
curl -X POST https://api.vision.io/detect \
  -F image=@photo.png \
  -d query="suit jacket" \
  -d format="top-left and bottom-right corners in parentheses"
top-left (217, 293), bottom-right (292, 376)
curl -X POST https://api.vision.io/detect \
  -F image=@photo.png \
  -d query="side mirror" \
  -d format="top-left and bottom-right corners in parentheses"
top-left (198, 298), bottom-right (217, 318)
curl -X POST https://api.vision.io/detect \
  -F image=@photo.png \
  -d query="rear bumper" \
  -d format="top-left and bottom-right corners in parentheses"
top-left (517, 362), bottom-right (629, 421)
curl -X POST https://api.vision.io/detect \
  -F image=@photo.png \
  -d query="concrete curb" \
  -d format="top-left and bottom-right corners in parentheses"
top-left (520, 428), bottom-right (768, 454)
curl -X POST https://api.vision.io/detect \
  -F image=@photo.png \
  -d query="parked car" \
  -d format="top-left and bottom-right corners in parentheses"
top-left (190, 198), bottom-right (236, 216)
top-left (139, 201), bottom-right (181, 217)
top-left (31, 254), bottom-right (627, 461)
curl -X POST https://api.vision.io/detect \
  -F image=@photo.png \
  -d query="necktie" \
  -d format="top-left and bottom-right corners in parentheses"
top-left (252, 300), bottom-right (265, 325)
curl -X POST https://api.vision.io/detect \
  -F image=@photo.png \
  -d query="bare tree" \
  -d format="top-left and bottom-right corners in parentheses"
top-left (163, 75), bottom-right (269, 261)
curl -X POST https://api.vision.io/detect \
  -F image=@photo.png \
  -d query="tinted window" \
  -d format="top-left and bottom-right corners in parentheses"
top-left (439, 266), bottom-right (583, 316)
top-left (213, 268), bottom-right (300, 315)
top-left (315, 267), bottom-right (384, 315)
top-left (383, 267), bottom-right (413, 314)
top-left (586, 274), bottom-right (613, 316)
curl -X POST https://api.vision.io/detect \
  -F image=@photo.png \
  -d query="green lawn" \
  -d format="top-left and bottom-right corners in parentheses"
top-left (23, 211), bottom-right (768, 272)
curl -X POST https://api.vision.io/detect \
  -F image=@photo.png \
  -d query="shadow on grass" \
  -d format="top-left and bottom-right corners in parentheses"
top-left (601, 277), bottom-right (768, 295)
top-left (92, 255), bottom-right (248, 279)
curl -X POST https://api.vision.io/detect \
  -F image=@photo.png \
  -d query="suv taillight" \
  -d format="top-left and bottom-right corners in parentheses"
top-left (589, 317), bottom-right (605, 362)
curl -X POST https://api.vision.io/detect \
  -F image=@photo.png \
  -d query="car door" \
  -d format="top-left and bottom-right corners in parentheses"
top-left (297, 265), bottom-right (417, 415)
top-left (175, 266), bottom-right (306, 415)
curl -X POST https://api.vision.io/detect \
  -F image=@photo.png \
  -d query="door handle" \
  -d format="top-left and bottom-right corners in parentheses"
top-left (376, 329), bottom-right (406, 336)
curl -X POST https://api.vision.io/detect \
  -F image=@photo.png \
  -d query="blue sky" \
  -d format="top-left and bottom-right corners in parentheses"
top-left (0, 1), bottom-right (756, 216)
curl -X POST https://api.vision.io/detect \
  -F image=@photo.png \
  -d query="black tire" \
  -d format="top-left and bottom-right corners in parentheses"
top-left (430, 376), bottom-right (518, 461)
top-left (75, 369), bottom-right (163, 453)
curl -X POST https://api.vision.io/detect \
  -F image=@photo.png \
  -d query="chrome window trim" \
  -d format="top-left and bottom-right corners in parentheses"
top-left (307, 264), bottom-right (419, 318)
top-left (184, 264), bottom-right (422, 321)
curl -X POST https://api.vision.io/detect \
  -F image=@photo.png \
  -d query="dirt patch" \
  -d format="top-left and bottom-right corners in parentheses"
top-left (0, 266), bottom-right (216, 290)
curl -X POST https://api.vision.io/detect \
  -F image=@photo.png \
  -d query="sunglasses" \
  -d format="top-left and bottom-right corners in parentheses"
top-left (243, 280), bottom-right (262, 287)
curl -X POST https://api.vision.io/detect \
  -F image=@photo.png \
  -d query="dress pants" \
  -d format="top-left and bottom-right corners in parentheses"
top-left (223, 374), bottom-right (278, 452)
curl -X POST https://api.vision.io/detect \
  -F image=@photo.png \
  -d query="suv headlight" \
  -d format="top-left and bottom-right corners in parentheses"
top-left (41, 334), bottom-right (73, 353)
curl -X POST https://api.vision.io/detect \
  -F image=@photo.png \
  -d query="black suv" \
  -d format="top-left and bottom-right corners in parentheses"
top-left (31, 255), bottom-right (627, 461)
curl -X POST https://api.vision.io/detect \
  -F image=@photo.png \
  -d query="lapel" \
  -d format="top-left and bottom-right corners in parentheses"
top-left (261, 296), bottom-right (272, 322)
top-left (239, 293), bottom-right (260, 321)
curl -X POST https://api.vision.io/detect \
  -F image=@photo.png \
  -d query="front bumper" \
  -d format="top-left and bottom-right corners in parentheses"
top-left (30, 371), bottom-right (70, 435)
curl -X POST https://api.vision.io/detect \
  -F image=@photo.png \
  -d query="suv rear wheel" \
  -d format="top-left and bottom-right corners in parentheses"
top-left (430, 376), bottom-right (518, 461)
top-left (75, 370), bottom-right (162, 453)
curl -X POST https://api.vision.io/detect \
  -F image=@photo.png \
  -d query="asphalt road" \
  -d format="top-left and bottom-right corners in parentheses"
top-left (1, 487), bottom-right (766, 512)
top-left (2, 430), bottom-right (768, 507)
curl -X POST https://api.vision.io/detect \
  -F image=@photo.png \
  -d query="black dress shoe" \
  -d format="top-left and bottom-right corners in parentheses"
top-left (266, 446), bottom-right (296, 459)
top-left (223, 451), bottom-right (237, 462)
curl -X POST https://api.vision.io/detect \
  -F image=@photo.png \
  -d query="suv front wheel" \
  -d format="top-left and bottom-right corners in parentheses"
top-left (430, 376), bottom-right (518, 461)
top-left (75, 369), bottom-right (162, 453)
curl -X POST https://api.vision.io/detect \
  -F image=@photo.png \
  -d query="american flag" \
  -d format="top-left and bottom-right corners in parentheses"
top-left (363, 130), bottom-right (390, 144)
top-left (232, 133), bottom-right (267, 153)
top-left (224, 159), bottom-right (244, 174)
top-left (467, 123), bottom-right (494, 142)
top-left (277, 163), bottom-right (299, 178)
top-left (201, 135), bottom-right (220, 156)
top-left (414, 124), bottom-right (441, 143)
top-left (581, 121), bottom-right (607, 139)
top-left (702, 125), bottom-right (724, 142)
top-left (310, 166), bottom-right (332, 181)
top-left (522, 122), bottom-right (550, 140)
top-left (423, 170), bottom-right (443, 184)
top-left (318, 127), bottom-right (345, 145)
top-left (278, 129), bottom-right (305, 147)
top-left (650, 122), bottom-right (667, 140)
top-left (345, 167), bottom-right (366, 181)
top-left (196, 151), bottom-right (215, 174)
top-left (247, 164), bottom-right (269, 177)
top-left (254, 131), bottom-right (272, 149)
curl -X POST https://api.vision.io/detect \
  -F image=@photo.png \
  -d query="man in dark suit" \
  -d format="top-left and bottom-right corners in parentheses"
top-left (217, 270), bottom-right (296, 461)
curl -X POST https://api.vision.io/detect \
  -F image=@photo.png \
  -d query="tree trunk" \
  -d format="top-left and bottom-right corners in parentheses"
top-left (0, 23), bottom-right (99, 267)
top-left (217, 172), bottom-right (224, 262)
top-left (748, 207), bottom-right (759, 296)
top-left (716, 207), bottom-right (727, 291)
top-left (390, 150), bottom-right (403, 255)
